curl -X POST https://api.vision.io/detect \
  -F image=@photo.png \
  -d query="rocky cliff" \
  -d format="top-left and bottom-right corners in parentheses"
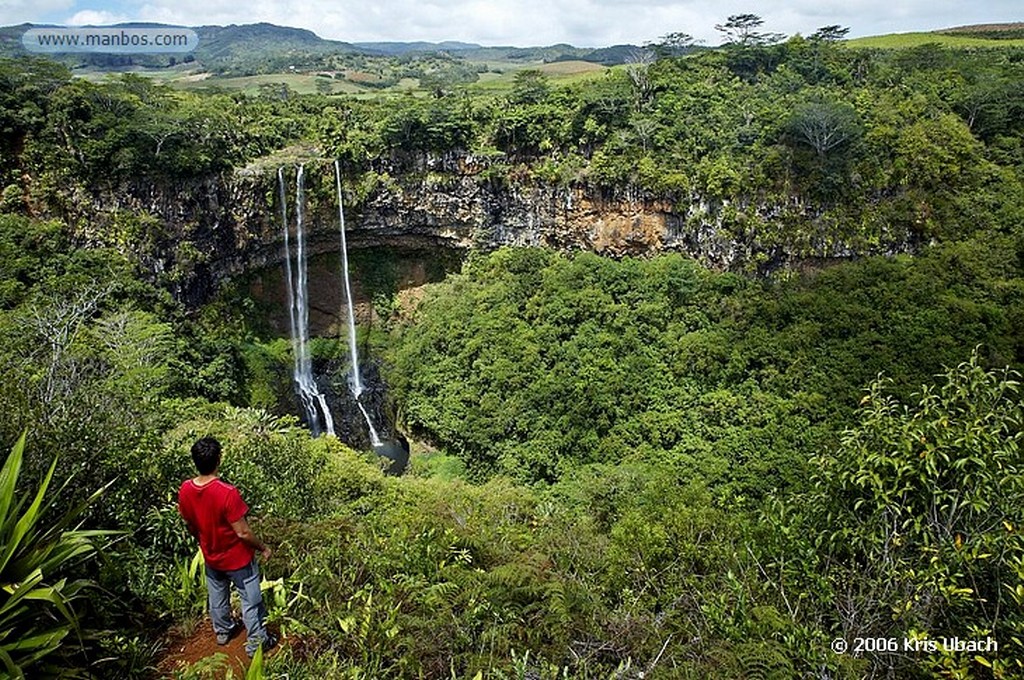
top-left (61, 150), bottom-right (915, 307)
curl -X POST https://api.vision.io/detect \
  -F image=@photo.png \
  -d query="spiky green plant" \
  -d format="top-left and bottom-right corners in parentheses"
top-left (0, 432), bottom-right (111, 678)
top-left (246, 644), bottom-right (265, 680)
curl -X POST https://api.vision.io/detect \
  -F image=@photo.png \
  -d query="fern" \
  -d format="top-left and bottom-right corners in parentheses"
top-left (732, 642), bottom-right (794, 680)
top-left (422, 580), bottom-right (460, 607)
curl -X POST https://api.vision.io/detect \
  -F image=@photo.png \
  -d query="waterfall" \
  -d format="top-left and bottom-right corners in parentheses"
top-left (335, 159), bottom-right (364, 399)
top-left (280, 165), bottom-right (335, 437)
top-left (357, 400), bottom-right (380, 447)
top-left (335, 160), bottom-right (381, 446)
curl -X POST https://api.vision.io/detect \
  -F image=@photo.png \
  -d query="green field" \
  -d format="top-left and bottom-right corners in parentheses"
top-left (72, 64), bottom-right (204, 84)
top-left (536, 60), bottom-right (607, 75)
top-left (73, 59), bottom-right (606, 98)
top-left (466, 60), bottom-right (609, 93)
top-left (174, 72), bottom-right (368, 94)
top-left (73, 67), bottom-right (373, 94)
top-left (846, 32), bottom-right (1024, 48)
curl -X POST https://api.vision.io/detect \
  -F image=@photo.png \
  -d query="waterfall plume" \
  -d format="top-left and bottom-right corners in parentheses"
top-left (336, 159), bottom-right (381, 446)
top-left (280, 165), bottom-right (335, 437)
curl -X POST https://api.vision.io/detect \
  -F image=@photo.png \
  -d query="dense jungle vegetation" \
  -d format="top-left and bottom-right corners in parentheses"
top-left (1, 21), bottom-right (1024, 679)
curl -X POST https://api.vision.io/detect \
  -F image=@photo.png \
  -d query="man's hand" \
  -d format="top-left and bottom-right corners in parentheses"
top-left (231, 515), bottom-right (271, 559)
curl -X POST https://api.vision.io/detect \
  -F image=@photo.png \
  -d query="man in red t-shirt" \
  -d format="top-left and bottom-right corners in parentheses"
top-left (178, 437), bottom-right (277, 657)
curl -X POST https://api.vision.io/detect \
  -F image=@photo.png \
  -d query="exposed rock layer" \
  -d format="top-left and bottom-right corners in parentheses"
top-left (62, 152), bottom-right (914, 306)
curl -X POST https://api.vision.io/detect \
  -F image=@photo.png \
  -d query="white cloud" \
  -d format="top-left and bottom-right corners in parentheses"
top-left (65, 9), bottom-right (130, 25)
top-left (0, 0), bottom-right (76, 25)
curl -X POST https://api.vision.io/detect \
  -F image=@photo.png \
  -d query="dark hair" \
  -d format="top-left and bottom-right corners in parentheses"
top-left (191, 437), bottom-right (222, 475)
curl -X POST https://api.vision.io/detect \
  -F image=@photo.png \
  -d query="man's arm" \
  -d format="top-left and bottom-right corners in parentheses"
top-left (230, 516), bottom-right (272, 561)
top-left (178, 496), bottom-right (198, 538)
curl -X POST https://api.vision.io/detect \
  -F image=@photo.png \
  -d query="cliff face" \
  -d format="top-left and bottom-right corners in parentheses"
top-left (63, 151), bottom-right (914, 306)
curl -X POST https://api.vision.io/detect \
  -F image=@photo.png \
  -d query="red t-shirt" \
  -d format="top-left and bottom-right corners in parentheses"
top-left (178, 478), bottom-right (255, 571)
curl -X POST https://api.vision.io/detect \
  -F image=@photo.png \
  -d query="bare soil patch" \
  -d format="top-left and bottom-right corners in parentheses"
top-left (158, 619), bottom-right (281, 678)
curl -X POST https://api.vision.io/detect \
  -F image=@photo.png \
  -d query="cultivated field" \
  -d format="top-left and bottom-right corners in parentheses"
top-left (847, 32), bottom-right (1024, 48)
top-left (173, 73), bottom-right (367, 94)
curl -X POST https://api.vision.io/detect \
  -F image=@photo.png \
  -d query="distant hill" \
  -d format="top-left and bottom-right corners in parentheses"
top-left (454, 43), bottom-right (643, 66)
top-left (354, 41), bottom-right (482, 55)
top-left (0, 22), bottom-right (647, 71)
top-left (189, 22), bottom-right (359, 74)
top-left (0, 23), bottom-right (47, 57)
top-left (0, 21), bottom-right (361, 74)
top-left (566, 44), bottom-right (651, 66)
top-left (937, 22), bottom-right (1024, 40)
top-left (351, 41), bottom-right (646, 65)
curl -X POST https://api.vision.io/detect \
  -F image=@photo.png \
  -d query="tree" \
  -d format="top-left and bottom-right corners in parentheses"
top-left (715, 14), bottom-right (785, 47)
top-left (647, 32), bottom-right (699, 58)
top-left (22, 285), bottom-right (110, 410)
top-left (315, 77), bottom-right (333, 95)
top-left (136, 107), bottom-right (182, 159)
top-left (625, 49), bottom-right (656, 111)
top-left (796, 26), bottom-right (852, 84)
top-left (509, 69), bottom-right (550, 105)
top-left (811, 353), bottom-right (1024, 675)
top-left (420, 71), bottom-right (458, 98)
top-left (714, 14), bottom-right (786, 82)
top-left (630, 117), bottom-right (660, 152)
top-left (256, 83), bottom-right (295, 102)
top-left (810, 25), bottom-right (850, 43)
top-left (787, 100), bottom-right (860, 157)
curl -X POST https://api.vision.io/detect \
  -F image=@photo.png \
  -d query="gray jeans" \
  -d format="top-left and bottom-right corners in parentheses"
top-left (205, 558), bottom-right (269, 654)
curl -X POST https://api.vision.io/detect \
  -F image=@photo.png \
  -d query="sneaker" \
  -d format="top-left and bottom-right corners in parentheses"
top-left (247, 634), bottom-right (278, 658)
top-left (216, 620), bottom-right (243, 645)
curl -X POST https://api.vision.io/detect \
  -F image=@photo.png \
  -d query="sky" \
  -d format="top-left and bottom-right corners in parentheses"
top-left (1, 0), bottom-right (1020, 47)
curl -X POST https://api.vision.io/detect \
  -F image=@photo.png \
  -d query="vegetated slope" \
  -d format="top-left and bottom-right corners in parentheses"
top-left (939, 22), bottom-right (1024, 40)
top-left (0, 211), bottom-right (1021, 678)
top-left (369, 244), bottom-right (1024, 679)
top-left (190, 22), bottom-right (360, 75)
top-left (5, 33), bottom-right (1024, 282)
top-left (0, 21), bottom-right (362, 74)
top-left (846, 30), bottom-right (1024, 48)
top-left (385, 239), bottom-right (1024, 487)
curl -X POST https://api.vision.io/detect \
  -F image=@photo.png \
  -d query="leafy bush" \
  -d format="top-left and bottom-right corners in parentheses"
top-left (0, 433), bottom-right (110, 677)
top-left (803, 352), bottom-right (1024, 676)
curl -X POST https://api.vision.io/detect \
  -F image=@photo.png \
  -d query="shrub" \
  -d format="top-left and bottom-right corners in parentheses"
top-left (0, 433), bottom-right (110, 677)
top-left (811, 351), bottom-right (1024, 676)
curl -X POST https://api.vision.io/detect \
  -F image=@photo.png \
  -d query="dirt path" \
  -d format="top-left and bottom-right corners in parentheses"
top-left (159, 619), bottom-right (280, 678)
